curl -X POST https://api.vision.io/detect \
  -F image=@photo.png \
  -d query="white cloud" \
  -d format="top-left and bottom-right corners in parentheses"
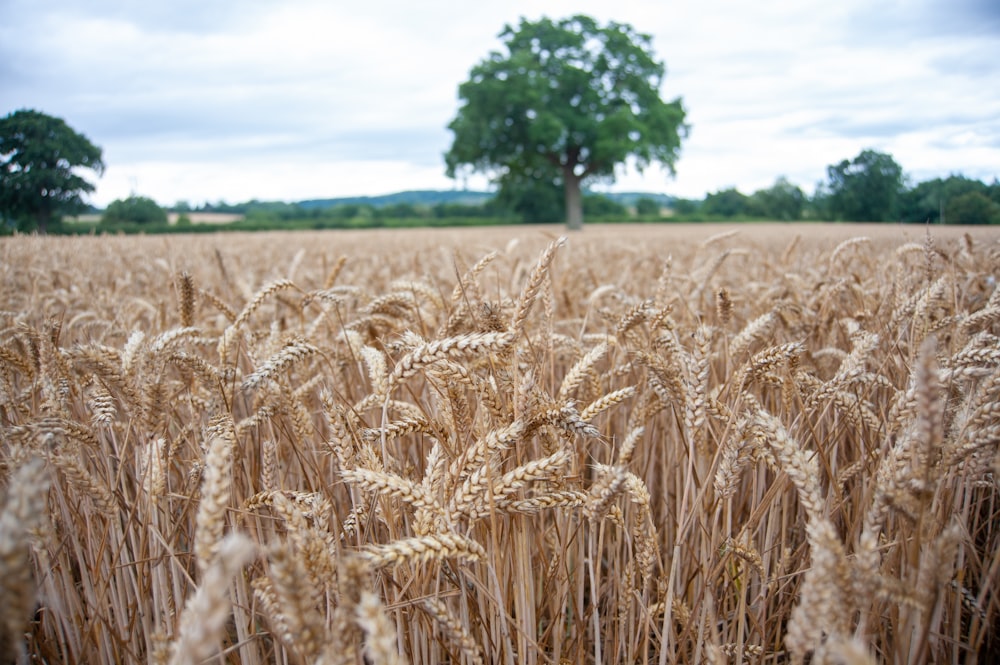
top-left (1, 0), bottom-right (997, 207)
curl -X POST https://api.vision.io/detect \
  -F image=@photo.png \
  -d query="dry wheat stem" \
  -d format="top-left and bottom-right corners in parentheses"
top-left (168, 534), bottom-right (255, 665)
top-left (3, 227), bottom-right (998, 664)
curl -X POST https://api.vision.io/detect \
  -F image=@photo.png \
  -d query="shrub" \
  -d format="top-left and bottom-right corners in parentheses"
top-left (102, 195), bottom-right (167, 225)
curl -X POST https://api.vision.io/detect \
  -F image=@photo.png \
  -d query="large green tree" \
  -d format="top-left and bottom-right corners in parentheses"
top-left (445, 15), bottom-right (687, 230)
top-left (825, 149), bottom-right (904, 222)
top-left (0, 109), bottom-right (105, 233)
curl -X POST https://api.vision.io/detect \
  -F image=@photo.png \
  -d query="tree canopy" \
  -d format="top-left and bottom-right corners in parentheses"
top-left (750, 177), bottom-right (806, 221)
top-left (899, 175), bottom-right (1000, 224)
top-left (445, 14), bottom-right (687, 229)
top-left (0, 109), bottom-right (104, 233)
top-left (102, 195), bottom-right (168, 226)
top-left (824, 149), bottom-right (904, 222)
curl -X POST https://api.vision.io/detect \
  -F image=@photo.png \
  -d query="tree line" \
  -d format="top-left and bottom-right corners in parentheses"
top-left (3, 107), bottom-right (997, 234)
top-left (89, 162), bottom-right (1000, 230)
top-left (677, 152), bottom-right (1000, 225)
top-left (3, 11), bottom-right (998, 232)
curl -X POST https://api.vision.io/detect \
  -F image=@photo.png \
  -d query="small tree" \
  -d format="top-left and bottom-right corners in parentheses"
top-left (634, 197), bottom-right (661, 217)
top-left (671, 198), bottom-right (699, 216)
top-left (583, 193), bottom-right (627, 218)
top-left (825, 149), bottom-right (904, 222)
top-left (702, 187), bottom-right (750, 217)
top-left (102, 195), bottom-right (167, 225)
top-left (445, 14), bottom-right (687, 230)
top-left (750, 177), bottom-right (805, 221)
top-left (0, 109), bottom-right (105, 233)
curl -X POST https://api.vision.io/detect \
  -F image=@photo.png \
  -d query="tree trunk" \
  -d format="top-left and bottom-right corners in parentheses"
top-left (563, 171), bottom-right (583, 231)
top-left (36, 211), bottom-right (51, 235)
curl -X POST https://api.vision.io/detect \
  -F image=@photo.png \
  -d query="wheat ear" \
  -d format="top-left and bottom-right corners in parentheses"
top-left (558, 341), bottom-right (608, 401)
top-left (0, 458), bottom-right (49, 665)
top-left (361, 533), bottom-right (486, 568)
top-left (423, 598), bottom-right (484, 665)
top-left (785, 517), bottom-right (853, 663)
top-left (176, 271), bottom-right (195, 327)
top-left (263, 540), bottom-right (328, 662)
top-left (511, 236), bottom-right (567, 338)
top-left (218, 278), bottom-right (297, 362)
top-left (194, 420), bottom-right (236, 574)
top-left (168, 534), bottom-right (255, 665)
top-left (241, 339), bottom-right (320, 390)
top-left (356, 590), bottom-right (408, 665)
top-left (754, 410), bottom-right (824, 520)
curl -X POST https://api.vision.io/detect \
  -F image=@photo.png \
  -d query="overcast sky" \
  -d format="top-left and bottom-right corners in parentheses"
top-left (2, 0), bottom-right (998, 207)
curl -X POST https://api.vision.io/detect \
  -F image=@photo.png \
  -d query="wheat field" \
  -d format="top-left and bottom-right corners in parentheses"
top-left (1, 223), bottom-right (998, 664)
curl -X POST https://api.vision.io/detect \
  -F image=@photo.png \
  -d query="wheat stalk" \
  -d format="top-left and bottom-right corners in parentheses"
top-left (0, 458), bottom-right (49, 665)
top-left (194, 420), bottom-right (236, 574)
top-left (168, 534), bottom-right (255, 665)
top-left (356, 590), bottom-right (408, 665)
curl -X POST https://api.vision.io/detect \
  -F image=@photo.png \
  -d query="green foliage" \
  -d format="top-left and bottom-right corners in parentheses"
top-left (445, 14), bottom-right (686, 229)
top-left (898, 175), bottom-right (998, 224)
top-left (669, 178), bottom-right (807, 221)
top-left (102, 196), bottom-right (168, 225)
top-left (379, 202), bottom-right (421, 219)
top-left (491, 173), bottom-right (629, 223)
top-left (494, 172), bottom-right (565, 223)
top-left (299, 190), bottom-right (494, 210)
top-left (825, 149), bottom-right (904, 222)
top-left (749, 177), bottom-right (806, 220)
top-left (634, 197), bottom-right (661, 216)
top-left (584, 194), bottom-right (627, 217)
top-left (671, 198), bottom-right (700, 216)
top-left (702, 188), bottom-right (750, 217)
top-left (433, 201), bottom-right (500, 218)
top-left (945, 191), bottom-right (1000, 225)
top-left (0, 109), bottom-right (105, 233)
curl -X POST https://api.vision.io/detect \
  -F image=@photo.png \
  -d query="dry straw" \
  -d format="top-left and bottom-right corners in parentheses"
top-left (167, 534), bottom-right (255, 665)
top-left (2, 226), bottom-right (998, 663)
top-left (0, 458), bottom-right (49, 664)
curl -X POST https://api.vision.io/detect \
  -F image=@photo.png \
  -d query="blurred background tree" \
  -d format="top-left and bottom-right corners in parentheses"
top-left (102, 195), bottom-right (167, 225)
top-left (825, 149), bottom-right (904, 222)
top-left (0, 109), bottom-right (104, 233)
top-left (634, 197), bottom-right (662, 217)
top-left (898, 175), bottom-right (1000, 224)
top-left (749, 177), bottom-right (806, 220)
top-left (446, 14), bottom-right (687, 230)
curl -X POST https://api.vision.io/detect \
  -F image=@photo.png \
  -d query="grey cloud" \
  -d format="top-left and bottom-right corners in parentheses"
top-left (322, 129), bottom-right (451, 165)
top-left (5, 0), bottom-right (273, 34)
top-left (3, 0), bottom-right (997, 206)
top-left (929, 46), bottom-right (1000, 78)
top-left (844, 0), bottom-right (1000, 44)
top-left (783, 108), bottom-right (999, 141)
top-left (90, 100), bottom-right (451, 166)
top-left (926, 119), bottom-right (1000, 150)
top-left (812, 116), bottom-right (928, 139)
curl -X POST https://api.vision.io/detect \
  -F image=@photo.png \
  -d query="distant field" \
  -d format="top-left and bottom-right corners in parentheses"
top-left (168, 211), bottom-right (245, 224)
top-left (68, 211), bottom-right (245, 224)
top-left (1, 223), bottom-right (998, 663)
